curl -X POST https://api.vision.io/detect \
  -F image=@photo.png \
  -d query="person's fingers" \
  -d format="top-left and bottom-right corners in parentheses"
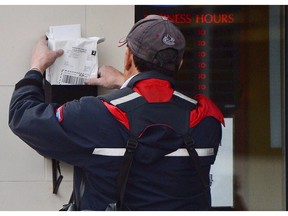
top-left (40, 35), bottom-right (47, 41)
top-left (55, 49), bottom-right (64, 57)
top-left (40, 35), bottom-right (48, 45)
top-left (85, 77), bottom-right (100, 85)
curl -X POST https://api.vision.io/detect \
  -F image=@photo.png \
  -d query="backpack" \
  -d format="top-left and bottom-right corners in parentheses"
top-left (98, 84), bottom-right (210, 210)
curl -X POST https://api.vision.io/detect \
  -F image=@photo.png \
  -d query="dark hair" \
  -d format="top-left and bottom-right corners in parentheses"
top-left (132, 48), bottom-right (181, 77)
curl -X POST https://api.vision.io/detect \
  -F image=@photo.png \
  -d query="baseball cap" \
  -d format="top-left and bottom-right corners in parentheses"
top-left (119, 15), bottom-right (186, 72)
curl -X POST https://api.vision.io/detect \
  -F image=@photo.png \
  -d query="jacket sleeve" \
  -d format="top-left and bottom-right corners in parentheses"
top-left (8, 70), bottom-right (92, 166)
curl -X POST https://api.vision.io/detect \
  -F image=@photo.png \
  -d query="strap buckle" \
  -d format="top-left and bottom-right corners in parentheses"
top-left (183, 134), bottom-right (196, 149)
top-left (126, 136), bottom-right (138, 152)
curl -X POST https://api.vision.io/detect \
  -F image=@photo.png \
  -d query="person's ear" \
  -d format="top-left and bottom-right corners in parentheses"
top-left (124, 48), bottom-right (133, 71)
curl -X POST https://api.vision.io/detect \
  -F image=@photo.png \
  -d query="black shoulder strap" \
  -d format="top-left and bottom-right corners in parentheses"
top-left (116, 136), bottom-right (138, 210)
top-left (52, 159), bottom-right (63, 194)
top-left (183, 134), bottom-right (209, 189)
top-left (183, 134), bottom-right (211, 208)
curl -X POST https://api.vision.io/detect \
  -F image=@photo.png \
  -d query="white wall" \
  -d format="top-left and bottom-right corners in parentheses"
top-left (0, 5), bottom-right (134, 210)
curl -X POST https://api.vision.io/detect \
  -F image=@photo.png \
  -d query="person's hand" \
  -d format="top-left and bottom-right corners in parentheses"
top-left (30, 35), bottom-right (64, 75)
top-left (85, 65), bottom-right (125, 89)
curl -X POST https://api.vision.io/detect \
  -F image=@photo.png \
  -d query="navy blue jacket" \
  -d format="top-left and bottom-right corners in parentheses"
top-left (9, 70), bottom-right (223, 210)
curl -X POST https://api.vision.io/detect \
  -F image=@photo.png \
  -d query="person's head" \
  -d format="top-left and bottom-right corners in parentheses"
top-left (119, 15), bottom-right (186, 77)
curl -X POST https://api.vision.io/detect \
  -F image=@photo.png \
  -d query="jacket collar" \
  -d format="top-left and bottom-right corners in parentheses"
top-left (127, 71), bottom-right (175, 88)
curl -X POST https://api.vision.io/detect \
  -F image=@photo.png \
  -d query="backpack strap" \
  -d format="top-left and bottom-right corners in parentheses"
top-left (116, 136), bottom-right (138, 210)
top-left (183, 134), bottom-right (211, 208)
top-left (99, 89), bottom-right (146, 210)
top-left (183, 134), bottom-right (209, 189)
top-left (52, 159), bottom-right (63, 194)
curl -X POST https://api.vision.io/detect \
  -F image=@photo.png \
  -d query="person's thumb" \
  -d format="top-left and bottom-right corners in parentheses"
top-left (56, 49), bottom-right (64, 57)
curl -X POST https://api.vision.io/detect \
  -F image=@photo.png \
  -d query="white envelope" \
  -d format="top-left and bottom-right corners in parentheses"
top-left (46, 24), bottom-right (105, 85)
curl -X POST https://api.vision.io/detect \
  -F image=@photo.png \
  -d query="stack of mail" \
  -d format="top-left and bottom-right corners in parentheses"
top-left (46, 24), bottom-right (104, 85)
